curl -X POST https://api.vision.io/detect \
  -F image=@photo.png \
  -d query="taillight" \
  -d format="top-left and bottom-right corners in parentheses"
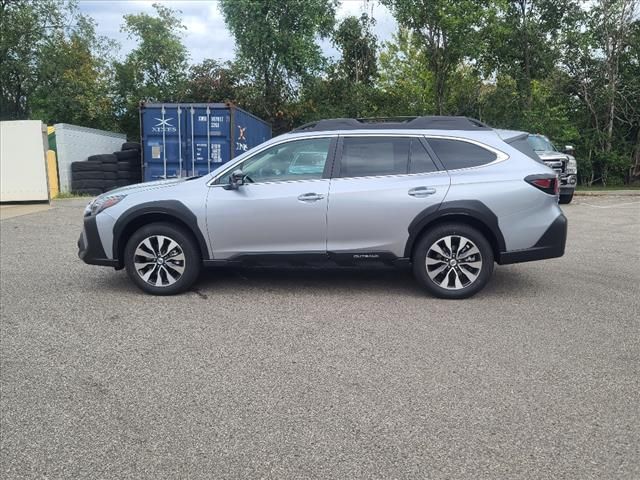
top-left (525, 174), bottom-right (559, 196)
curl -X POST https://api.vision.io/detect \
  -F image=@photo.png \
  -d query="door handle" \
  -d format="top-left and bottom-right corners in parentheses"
top-left (408, 186), bottom-right (436, 197)
top-left (298, 192), bottom-right (325, 202)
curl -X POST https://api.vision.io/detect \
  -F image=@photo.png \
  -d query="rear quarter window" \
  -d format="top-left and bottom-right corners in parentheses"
top-left (427, 138), bottom-right (497, 170)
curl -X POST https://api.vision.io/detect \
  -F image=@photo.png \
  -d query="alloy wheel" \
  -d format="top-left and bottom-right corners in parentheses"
top-left (426, 235), bottom-right (483, 290)
top-left (134, 235), bottom-right (186, 287)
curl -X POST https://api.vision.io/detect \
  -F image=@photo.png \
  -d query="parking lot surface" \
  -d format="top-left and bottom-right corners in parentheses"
top-left (1, 195), bottom-right (639, 479)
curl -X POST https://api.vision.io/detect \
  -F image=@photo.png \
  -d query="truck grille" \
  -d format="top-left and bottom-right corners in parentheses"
top-left (544, 160), bottom-right (565, 174)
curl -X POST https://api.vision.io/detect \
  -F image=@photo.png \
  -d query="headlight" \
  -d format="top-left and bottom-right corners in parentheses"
top-left (566, 157), bottom-right (577, 174)
top-left (85, 194), bottom-right (126, 216)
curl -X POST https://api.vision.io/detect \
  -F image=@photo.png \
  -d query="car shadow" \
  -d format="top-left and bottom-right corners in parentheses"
top-left (195, 264), bottom-right (537, 299)
top-left (96, 264), bottom-right (538, 299)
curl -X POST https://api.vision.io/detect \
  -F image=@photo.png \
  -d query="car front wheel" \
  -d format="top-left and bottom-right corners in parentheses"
top-left (559, 192), bottom-right (574, 204)
top-left (124, 222), bottom-right (201, 295)
top-left (413, 223), bottom-right (494, 299)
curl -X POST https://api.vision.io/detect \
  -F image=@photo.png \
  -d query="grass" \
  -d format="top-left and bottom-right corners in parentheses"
top-left (576, 185), bottom-right (640, 191)
top-left (54, 192), bottom-right (95, 199)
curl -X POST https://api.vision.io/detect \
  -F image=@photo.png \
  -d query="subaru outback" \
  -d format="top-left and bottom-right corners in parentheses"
top-left (78, 116), bottom-right (567, 299)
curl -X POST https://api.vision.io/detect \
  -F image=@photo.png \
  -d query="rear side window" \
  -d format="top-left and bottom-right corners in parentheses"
top-left (409, 139), bottom-right (438, 174)
top-left (427, 138), bottom-right (497, 170)
top-left (339, 137), bottom-right (410, 177)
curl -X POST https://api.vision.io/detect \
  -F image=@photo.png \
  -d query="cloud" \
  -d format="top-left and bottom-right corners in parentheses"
top-left (78, 0), bottom-right (397, 64)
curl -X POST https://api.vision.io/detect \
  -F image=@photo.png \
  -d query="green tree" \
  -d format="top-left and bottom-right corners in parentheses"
top-left (381, 0), bottom-right (489, 115)
top-left (114, 3), bottom-right (189, 137)
top-left (480, 0), bottom-right (580, 107)
top-left (299, 13), bottom-right (380, 121)
top-left (0, 0), bottom-right (75, 119)
top-left (562, 0), bottom-right (639, 185)
top-left (30, 15), bottom-right (117, 129)
top-left (333, 13), bottom-right (378, 85)
top-left (219, 0), bottom-right (336, 129)
top-left (184, 59), bottom-right (240, 103)
top-left (376, 28), bottom-right (435, 116)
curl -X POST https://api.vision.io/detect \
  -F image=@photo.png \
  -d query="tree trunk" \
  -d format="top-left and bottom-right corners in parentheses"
top-left (520, 0), bottom-right (532, 109)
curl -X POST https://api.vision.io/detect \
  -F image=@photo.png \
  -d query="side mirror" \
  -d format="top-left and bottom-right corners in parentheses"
top-left (564, 145), bottom-right (575, 154)
top-left (224, 169), bottom-right (246, 190)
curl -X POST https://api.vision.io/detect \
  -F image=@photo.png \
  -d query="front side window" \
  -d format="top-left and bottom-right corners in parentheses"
top-left (217, 137), bottom-right (332, 184)
top-left (339, 137), bottom-right (410, 178)
top-left (427, 138), bottom-right (497, 170)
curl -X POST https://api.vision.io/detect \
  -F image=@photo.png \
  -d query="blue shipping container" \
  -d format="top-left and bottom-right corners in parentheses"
top-left (140, 102), bottom-right (271, 181)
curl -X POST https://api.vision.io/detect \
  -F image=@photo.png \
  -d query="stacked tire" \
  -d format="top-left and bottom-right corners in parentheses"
top-left (115, 145), bottom-right (142, 187)
top-left (71, 142), bottom-right (142, 196)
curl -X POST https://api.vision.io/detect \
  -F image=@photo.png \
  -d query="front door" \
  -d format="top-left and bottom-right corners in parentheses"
top-left (206, 137), bottom-right (335, 259)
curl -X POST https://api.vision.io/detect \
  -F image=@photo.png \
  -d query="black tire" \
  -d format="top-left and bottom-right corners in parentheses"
top-left (121, 142), bottom-right (141, 151)
top-left (117, 171), bottom-right (141, 180)
top-left (412, 223), bottom-right (494, 299)
top-left (114, 150), bottom-right (140, 161)
top-left (72, 188), bottom-right (103, 196)
top-left (115, 180), bottom-right (132, 187)
top-left (71, 161), bottom-right (102, 172)
top-left (559, 192), bottom-right (574, 204)
top-left (102, 180), bottom-right (117, 189)
top-left (101, 163), bottom-right (118, 172)
top-left (72, 179), bottom-right (105, 189)
top-left (72, 171), bottom-right (104, 180)
top-left (117, 161), bottom-right (141, 171)
top-left (124, 222), bottom-right (201, 295)
top-left (103, 172), bottom-right (118, 180)
top-left (88, 153), bottom-right (117, 163)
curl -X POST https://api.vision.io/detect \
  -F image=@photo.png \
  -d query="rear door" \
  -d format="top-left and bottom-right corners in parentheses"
top-left (326, 135), bottom-right (450, 258)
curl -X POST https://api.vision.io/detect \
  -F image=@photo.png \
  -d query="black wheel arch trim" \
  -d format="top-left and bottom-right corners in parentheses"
top-left (112, 200), bottom-right (210, 264)
top-left (404, 200), bottom-right (506, 258)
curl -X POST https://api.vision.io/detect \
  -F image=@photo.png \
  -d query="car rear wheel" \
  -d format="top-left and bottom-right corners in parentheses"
top-left (413, 223), bottom-right (494, 299)
top-left (124, 222), bottom-right (201, 295)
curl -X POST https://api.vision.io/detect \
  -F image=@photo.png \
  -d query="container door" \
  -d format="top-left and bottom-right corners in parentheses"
top-left (232, 108), bottom-right (272, 158)
top-left (142, 105), bottom-right (184, 181)
top-left (186, 106), bottom-right (231, 177)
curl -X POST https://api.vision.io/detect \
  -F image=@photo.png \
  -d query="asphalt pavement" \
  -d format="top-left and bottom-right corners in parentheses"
top-left (1, 195), bottom-right (639, 479)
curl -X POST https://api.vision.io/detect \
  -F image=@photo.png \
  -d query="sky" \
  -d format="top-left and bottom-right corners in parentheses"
top-left (78, 0), bottom-right (398, 64)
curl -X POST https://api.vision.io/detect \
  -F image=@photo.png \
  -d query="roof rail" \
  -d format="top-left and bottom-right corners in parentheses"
top-left (293, 116), bottom-right (491, 132)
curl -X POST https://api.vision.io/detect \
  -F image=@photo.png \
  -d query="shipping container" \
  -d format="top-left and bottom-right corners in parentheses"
top-left (53, 123), bottom-right (127, 192)
top-left (140, 102), bottom-right (271, 181)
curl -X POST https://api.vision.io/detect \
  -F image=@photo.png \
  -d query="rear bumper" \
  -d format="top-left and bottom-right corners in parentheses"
top-left (497, 213), bottom-right (567, 265)
top-left (78, 215), bottom-right (119, 267)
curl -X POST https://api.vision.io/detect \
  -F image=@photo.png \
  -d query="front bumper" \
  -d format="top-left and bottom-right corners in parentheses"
top-left (497, 213), bottom-right (567, 265)
top-left (560, 174), bottom-right (577, 193)
top-left (78, 215), bottom-right (119, 267)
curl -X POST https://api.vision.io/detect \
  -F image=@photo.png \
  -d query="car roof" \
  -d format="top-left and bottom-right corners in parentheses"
top-left (294, 116), bottom-right (492, 132)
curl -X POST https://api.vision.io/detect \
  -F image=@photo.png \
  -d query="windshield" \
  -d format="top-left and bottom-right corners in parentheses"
top-left (527, 135), bottom-right (557, 152)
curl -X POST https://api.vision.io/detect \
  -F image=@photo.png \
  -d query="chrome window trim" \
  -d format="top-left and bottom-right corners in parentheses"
top-left (207, 132), bottom-right (509, 186)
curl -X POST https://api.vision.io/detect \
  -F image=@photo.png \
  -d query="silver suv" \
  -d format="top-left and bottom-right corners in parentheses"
top-left (78, 117), bottom-right (567, 299)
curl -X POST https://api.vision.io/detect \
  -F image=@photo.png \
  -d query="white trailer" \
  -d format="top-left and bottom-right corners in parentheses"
top-left (0, 120), bottom-right (50, 202)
